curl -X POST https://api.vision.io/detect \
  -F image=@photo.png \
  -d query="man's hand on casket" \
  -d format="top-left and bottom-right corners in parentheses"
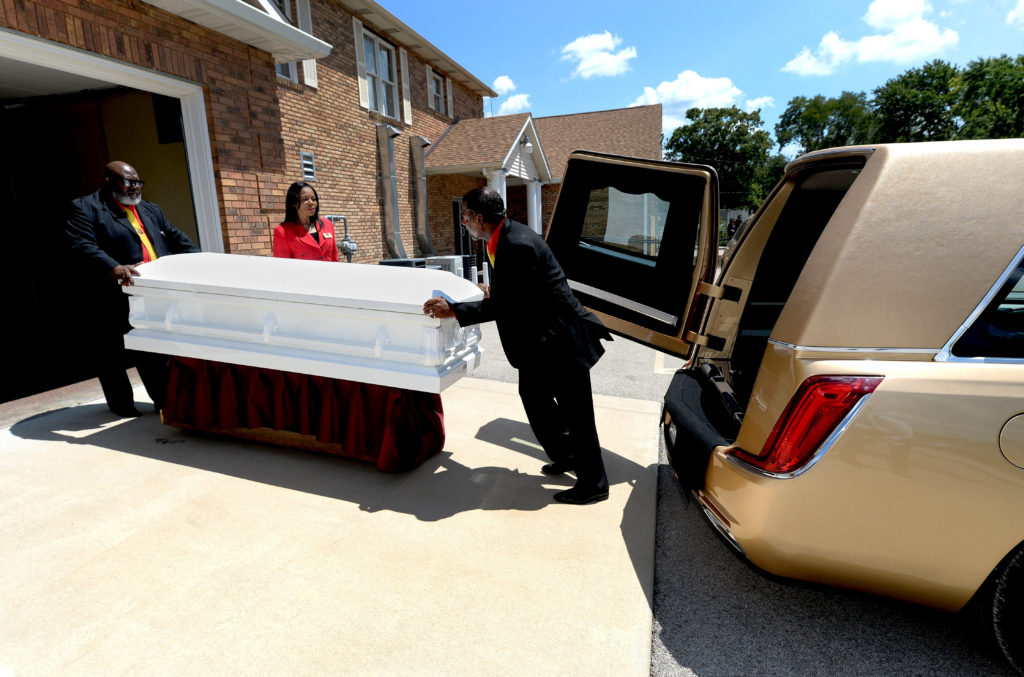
top-left (111, 263), bottom-right (141, 285)
top-left (423, 297), bottom-right (454, 319)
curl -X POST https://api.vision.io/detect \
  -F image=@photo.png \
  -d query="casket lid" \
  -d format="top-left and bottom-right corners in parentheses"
top-left (126, 253), bottom-right (484, 313)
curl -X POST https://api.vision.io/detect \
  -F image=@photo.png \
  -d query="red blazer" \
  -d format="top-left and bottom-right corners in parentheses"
top-left (272, 218), bottom-right (339, 261)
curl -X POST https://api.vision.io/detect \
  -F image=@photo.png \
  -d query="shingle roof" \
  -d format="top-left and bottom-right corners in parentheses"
top-left (425, 113), bottom-right (531, 170)
top-left (534, 104), bottom-right (662, 180)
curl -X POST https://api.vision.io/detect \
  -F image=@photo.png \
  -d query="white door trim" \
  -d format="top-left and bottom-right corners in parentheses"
top-left (0, 30), bottom-right (224, 252)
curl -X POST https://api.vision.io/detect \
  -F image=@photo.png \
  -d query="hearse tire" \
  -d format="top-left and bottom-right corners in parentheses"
top-left (994, 544), bottom-right (1024, 675)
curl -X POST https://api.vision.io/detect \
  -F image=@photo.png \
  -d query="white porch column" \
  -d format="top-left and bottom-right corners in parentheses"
top-left (484, 168), bottom-right (507, 205)
top-left (481, 169), bottom-right (507, 287)
top-left (526, 180), bottom-right (543, 235)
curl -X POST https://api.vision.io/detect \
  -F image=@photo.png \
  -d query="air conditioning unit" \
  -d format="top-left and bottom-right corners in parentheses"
top-left (425, 255), bottom-right (464, 278)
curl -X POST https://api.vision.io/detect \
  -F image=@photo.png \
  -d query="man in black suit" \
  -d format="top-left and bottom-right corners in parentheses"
top-left (423, 187), bottom-right (612, 505)
top-left (66, 160), bottom-right (200, 416)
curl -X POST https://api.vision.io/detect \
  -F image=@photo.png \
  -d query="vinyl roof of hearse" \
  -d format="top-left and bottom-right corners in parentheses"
top-left (765, 139), bottom-right (1024, 350)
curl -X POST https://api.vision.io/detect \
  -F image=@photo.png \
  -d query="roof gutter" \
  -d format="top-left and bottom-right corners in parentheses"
top-left (142, 0), bottom-right (332, 63)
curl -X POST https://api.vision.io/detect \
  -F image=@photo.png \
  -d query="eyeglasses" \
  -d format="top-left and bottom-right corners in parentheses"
top-left (120, 178), bottom-right (145, 188)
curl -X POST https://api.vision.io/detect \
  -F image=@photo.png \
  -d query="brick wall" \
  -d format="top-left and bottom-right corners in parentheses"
top-left (426, 174), bottom-right (485, 254)
top-left (541, 185), bottom-right (562, 236)
top-left (274, 0), bottom-right (485, 263)
top-left (2, 0), bottom-right (289, 256)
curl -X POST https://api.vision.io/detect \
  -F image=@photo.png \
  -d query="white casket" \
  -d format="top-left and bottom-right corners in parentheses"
top-left (122, 252), bottom-right (484, 393)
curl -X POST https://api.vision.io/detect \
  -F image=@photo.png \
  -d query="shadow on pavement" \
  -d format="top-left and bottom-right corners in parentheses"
top-left (10, 405), bottom-right (654, 531)
top-left (476, 416), bottom-right (656, 609)
top-left (11, 405), bottom-right (658, 612)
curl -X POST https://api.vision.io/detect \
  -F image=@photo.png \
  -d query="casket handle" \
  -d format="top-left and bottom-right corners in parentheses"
top-left (374, 326), bottom-right (391, 357)
top-left (263, 314), bottom-right (279, 344)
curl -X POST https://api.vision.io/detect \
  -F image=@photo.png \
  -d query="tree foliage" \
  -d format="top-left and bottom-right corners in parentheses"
top-left (872, 59), bottom-right (961, 142)
top-left (775, 92), bottom-right (876, 153)
top-left (755, 154), bottom-right (789, 201)
top-left (664, 106), bottom-right (772, 209)
top-left (956, 55), bottom-right (1024, 139)
top-left (662, 53), bottom-right (1024, 212)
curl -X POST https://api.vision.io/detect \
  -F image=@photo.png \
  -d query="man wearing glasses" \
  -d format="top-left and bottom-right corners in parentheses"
top-left (66, 160), bottom-right (199, 417)
top-left (423, 187), bottom-right (613, 505)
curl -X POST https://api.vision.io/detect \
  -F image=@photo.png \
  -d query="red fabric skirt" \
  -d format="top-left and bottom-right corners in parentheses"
top-left (162, 357), bottom-right (444, 472)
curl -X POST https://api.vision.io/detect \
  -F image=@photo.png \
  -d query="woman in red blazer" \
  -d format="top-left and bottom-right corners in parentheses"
top-left (272, 182), bottom-right (338, 261)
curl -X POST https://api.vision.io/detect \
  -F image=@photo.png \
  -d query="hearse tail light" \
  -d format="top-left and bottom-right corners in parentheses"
top-left (730, 375), bottom-right (883, 476)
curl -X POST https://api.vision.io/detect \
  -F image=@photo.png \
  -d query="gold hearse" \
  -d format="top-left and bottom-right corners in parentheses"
top-left (545, 139), bottom-right (1024, 673)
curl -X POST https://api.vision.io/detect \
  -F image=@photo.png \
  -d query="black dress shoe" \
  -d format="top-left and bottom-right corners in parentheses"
top-left (110, 404), bottom-right (143, 417)
top-left (541, 461), bottom-right (574, 476)
top-left (553, 484), bottom-right (609, 505)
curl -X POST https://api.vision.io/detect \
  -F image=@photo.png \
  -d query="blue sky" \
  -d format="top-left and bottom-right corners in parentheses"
top-left (377, 0), bottom-right (1024, 157)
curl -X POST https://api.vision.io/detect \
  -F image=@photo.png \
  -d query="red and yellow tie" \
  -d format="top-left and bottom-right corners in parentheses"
top-left (121, 204), bottom-right (158, 262)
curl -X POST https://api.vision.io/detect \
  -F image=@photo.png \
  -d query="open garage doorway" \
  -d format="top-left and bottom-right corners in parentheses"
top-left (0, 73), bottom-right (198, 401)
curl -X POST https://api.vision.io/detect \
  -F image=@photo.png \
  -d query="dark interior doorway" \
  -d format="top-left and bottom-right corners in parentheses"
top-left (451, 197), bottom-right (484, 278)
top-left (0, 87), bottom-right (196, 403)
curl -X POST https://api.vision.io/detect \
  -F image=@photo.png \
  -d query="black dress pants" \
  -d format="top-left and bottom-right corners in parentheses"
top-left (96, 327), bottom-right (169, 411)
top-left (518, 362), bottom-right (607, 489)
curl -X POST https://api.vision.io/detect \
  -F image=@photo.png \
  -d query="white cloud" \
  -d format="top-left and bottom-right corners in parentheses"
top-left (630, 70), bottom-right (744, 133)
top-left (492, 75), bottom-right (516, 96)
top-left (561, 31), bottom-right (637, 78)
top-left (783, 31), bottom-right (855, 75)
top-left (1009, 0), bottom-right (1024, 28)
top-left (745, 96), bottom-right (776, 112)
top-left (863, 0), bottom-right (930, 29)
top-left (498, 93), bottom-right (531, 115)
top-left (783, 0), bottom-right (958, 76)
top-left (857, 19), bottom-right (958, 62)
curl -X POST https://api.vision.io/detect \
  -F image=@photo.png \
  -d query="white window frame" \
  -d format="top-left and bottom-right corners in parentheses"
top-left (361, 30), bottom-right (399, 119)
top-left (268, 0), bottom-right (299, 82)
top-left (426, 66), bottom-right (445, 115)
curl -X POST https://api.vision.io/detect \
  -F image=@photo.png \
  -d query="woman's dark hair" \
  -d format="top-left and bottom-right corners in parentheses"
top-left (284, 181), bottom-right (320, 224)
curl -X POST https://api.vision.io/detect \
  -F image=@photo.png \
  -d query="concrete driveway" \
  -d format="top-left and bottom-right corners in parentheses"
top-left (0, 374), bottom-right (660, 676)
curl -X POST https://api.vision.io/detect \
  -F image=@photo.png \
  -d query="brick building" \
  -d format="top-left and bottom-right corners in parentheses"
top-left (0, 0), bottom-right (661, 401)
top-left (0, 0), bottom-right (492, 400)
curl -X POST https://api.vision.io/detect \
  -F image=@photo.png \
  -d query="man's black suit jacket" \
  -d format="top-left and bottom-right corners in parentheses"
top-left (452, 219), bottom-right (610, 370)
top-left (66, 190), bottom-right (200, 329)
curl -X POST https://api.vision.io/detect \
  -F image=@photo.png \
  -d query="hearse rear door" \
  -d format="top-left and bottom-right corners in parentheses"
top-left (545, 151), bottom-right (719, 360)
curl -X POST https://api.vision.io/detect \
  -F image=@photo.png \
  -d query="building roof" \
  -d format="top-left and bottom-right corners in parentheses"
top-left (425, 113), bottom-right (532, 171)
top-left (534, 104), bottom-right (663, 180)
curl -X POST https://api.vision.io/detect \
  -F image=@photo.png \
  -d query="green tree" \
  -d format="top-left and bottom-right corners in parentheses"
top-left (755, 153), bottom-right (789, 200)
top-left (956, 55), bottom-right (1024, 139)
top-left (872, 59), bottom-right (961, 142)
top-left (775, 92), bottom-right (876, 154)
top-left (664, 106), bottom-right (772, 209)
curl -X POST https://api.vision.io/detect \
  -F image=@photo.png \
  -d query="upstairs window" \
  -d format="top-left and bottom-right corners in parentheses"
top-left (362, 32), bottom-right (398, 118)
top-left (429, 69), bottom-right (445, 115)
top-left (271, 0), bottom-right (298, 82)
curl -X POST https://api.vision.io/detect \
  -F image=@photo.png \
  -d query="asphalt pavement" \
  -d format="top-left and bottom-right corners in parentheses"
top-left (475, 323), bottom-right (1014, 676)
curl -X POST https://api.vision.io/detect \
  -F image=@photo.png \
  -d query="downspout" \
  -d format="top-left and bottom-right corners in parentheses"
top-left (376, 123), bottom-right (406, 258)
top-left (411, 135), bottom-right (435, 255)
